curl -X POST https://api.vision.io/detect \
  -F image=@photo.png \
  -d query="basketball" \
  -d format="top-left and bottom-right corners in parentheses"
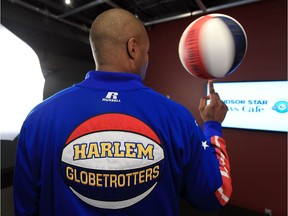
top-left (178, 13), bottom-right (247, 79)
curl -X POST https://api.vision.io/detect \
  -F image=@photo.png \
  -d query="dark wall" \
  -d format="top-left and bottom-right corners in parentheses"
top-left (144, 0), bottom-right (287, 215)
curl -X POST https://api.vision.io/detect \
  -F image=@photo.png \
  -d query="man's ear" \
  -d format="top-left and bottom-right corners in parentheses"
top-left (126, 38), bottom-right (137, 59)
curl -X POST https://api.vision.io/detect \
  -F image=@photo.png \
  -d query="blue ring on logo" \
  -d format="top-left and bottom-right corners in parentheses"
top-left (272, 101), bottom-right (288, 113)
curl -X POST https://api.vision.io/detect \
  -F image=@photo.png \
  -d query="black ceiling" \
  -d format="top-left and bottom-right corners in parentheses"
top-left (9, 0), bottom-right (261, 32)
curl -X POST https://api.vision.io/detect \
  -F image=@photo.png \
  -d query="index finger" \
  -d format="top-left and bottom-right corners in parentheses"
top-left (208, 79), bottom-right (215, 95)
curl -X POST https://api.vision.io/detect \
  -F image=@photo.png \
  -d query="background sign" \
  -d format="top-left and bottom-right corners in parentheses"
top-left (208, 81), bottom-right (288, 132)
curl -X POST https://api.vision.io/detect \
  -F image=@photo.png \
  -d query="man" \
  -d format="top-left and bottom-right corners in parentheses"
top-left (14, 8), bottom-right (231, 216)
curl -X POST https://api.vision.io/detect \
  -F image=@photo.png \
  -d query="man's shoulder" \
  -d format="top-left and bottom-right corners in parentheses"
top-left (25, 86), bottom-right (78, 118)
top-left (142, 88), bottom-right (193, 119)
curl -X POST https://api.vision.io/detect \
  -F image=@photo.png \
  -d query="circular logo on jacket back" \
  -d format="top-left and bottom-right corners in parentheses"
top-left (61, 113), bottom-right (165, 209)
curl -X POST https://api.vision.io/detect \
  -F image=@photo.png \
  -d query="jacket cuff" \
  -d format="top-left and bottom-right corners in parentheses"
top-left (203, 121), bottom-right (222, 138)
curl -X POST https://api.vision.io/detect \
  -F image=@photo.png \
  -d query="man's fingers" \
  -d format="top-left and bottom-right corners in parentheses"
top-left (208, 80), bottom-right (220, 99)
top-left (199, 96), bottom-right (209, 111)
top-left (210, 92), bottom-right (221, 102)
top-left (208, 80), bottom-right (221, 102)
top-left (200, 80), bottom-right (228, 123)
top-left (208, 79), bottom-right (215, 95)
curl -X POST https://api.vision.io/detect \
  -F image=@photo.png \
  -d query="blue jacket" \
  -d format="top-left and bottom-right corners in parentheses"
top-left (14, 71), bottom-right (232, 215)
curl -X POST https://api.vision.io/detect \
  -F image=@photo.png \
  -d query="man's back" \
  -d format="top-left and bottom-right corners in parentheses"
top-left (14, 71), bottom-right (227, 215)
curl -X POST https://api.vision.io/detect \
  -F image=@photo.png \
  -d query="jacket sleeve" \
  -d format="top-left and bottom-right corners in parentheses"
top-left (203, 121), bottom-right (232, 206)
top-left (181, 121), bottom-right (232, 211)
top-left (13, 125), bottom-right (40, 216)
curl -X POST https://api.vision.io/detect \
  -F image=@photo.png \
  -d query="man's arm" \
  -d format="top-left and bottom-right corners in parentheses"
top-left (200, 79), bottom-right (232, 206)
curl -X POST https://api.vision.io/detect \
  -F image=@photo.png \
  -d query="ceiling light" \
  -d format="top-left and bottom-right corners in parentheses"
top-left (65, 0), bottom-right (72, 5)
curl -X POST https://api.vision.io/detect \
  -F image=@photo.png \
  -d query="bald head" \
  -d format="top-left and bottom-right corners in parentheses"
top-left (89, 9), bottom-right (149, 79)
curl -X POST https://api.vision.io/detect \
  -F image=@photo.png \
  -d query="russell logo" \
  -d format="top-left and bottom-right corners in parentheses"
top-left (61, 113), bottom-right (165, 209)
top-left (102, 92), bottom-right (121, 102)
top-left (272, 101), bottom-right (288, 113)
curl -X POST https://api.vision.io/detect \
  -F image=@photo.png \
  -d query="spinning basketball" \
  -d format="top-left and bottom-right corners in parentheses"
top-left (178, 13), bottom-right (247, 79)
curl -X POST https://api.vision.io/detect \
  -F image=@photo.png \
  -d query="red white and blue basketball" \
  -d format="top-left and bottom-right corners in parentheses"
top-left (178, 13), bottom-right (247, 79)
